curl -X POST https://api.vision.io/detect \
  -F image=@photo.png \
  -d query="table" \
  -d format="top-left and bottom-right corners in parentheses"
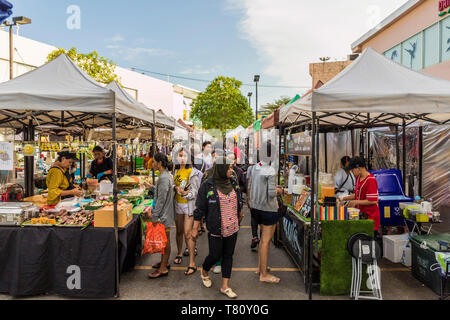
top-left (0, 214), bottom-right (141, 298)
top-left (404, 217), bottom-right (442, 236)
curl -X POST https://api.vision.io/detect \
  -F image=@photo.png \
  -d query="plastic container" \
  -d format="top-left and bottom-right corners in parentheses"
top-left (383, 233), bottom-right (409, 263)
top-left (401, 246), bottom-right (412, 267)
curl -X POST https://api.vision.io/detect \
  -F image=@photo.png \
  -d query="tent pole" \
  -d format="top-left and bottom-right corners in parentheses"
top-left (402, 119), bottom-right (407, 190)
top-left (152, 110), bottom-right (156, 185)
top-left (395, 125), bottom-right (400, 170)
top-left (351, 129), bottom-right (355, 157)
top-left (24, 120), bottom-right (35, 197)
top-left (278, 125), bottom-right (282, 185)
top-left (309, 112), bottom-right (316, 300)
top-left (112, 112), bottom-right (120, 298)
top-left (418, 126), bottom-right (423, 198)
top-left (324, 131), bottom-right (327, 173)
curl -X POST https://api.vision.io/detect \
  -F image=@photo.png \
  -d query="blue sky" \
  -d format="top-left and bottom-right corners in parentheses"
top-left (7, 0), bottom-right (406, 111)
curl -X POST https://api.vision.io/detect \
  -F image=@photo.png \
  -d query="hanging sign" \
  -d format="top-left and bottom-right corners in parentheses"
top-left (439, 0), bottom-right (450, 16)
top-left (23, 142), bottom-right (37, 157)
top-left (286, 132), bottom-right (312, 156)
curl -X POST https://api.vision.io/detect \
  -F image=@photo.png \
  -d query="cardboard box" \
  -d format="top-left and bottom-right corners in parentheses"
top-left (94, 203), bottom-right (132, 228)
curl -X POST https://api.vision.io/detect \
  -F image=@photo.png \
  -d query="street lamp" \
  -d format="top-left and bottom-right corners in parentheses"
top-left (247, 92), bottom-right (252, 108)
top-left (1, 16), bottom-right (32, 79)
top-left (254, 75), bottom-right (260, 120)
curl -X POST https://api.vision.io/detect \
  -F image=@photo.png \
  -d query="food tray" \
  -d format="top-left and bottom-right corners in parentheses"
top-left (21, 222), bottom-right (56, 227)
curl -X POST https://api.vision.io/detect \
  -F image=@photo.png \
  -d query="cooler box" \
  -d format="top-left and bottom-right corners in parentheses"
top-left (370, 169), bottom-right (413, 226)
top-left (383, 233), bottom-right (409, 263)
top-left (410, 233), bottom-right (450, 296)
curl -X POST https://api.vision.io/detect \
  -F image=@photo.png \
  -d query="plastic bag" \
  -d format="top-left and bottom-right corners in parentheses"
top-left (142, 222), bottom-right (167, 255)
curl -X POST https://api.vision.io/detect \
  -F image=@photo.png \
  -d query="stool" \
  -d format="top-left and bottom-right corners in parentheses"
top-left (349, 237), bottom-right (382, 300)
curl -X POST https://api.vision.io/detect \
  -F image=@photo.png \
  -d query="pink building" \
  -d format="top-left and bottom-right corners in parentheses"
top-left (352, 0), bottom-right (450, 80)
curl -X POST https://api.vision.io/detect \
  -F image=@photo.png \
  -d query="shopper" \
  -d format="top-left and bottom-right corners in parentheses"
top-left (146, 153), bottom-right (175, 279)
top-left (195, 141), bottom-right (213, 172)
top-left (246, 163), bottom-right (260, 250)
top-left (192, 157), bottom-right (243, 299)
top-left (249, 142), bottom-right (283, 283)
top-left (87, 146), bottom-right (113, 182)
top-left (173, 147), bottom-right (201, 275)
top-left (334, 156), bottom-right (355, 197)
top-left (342, 157), bottom-right (380, 235)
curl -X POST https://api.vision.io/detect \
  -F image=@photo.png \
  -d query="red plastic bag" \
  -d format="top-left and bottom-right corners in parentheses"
top-left (142, 222), bottom-right (167, 255)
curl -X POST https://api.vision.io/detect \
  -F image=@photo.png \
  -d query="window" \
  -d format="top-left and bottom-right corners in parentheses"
top-left (384, 44), bottom-right (401, 64)
top-left (402, 33), bottom-right (423, 70)
top-left (440, 15), bottom-right (450, 63)
top-left (424, 23), bottom-right (439, 68)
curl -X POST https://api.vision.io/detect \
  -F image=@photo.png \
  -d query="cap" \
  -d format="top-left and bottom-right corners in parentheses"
top-left (345, 157), bottom-right (366, 171)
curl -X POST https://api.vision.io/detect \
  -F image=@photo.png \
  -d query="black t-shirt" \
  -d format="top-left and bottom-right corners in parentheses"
top-left (89, 157), bottom-right (113, 181)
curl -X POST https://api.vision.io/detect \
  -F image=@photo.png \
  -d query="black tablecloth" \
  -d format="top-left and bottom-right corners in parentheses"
top-left (0, 214), bottom-right (142, 298)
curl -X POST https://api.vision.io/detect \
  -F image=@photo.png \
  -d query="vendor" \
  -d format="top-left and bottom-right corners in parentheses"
top-left (46, 151), bottom-right (82, 205)
top-left (87, 146), bottom-right (113, 182)
top-left (334, 156), bottom-right (355, 197)
top-left (342, 157), bottom-right (380, 233)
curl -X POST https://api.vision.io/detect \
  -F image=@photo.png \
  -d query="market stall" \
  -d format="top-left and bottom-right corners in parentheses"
top-left (278, 47), bottom-right (450, 299)
top-left (0, 53), bottom-right (158, 298)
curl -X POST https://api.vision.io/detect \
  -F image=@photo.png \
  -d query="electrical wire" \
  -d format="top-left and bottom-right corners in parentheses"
top-left (130, 67), bottom-right (311, 89)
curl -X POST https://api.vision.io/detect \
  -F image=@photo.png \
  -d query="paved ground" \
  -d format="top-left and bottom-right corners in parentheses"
top-left (0, 206), bottom-right (442, 300)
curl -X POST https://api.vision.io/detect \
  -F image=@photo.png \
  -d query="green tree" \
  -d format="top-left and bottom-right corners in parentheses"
top-left (259, 96), bottom-right (292, 116)
top-left (46, 47), bottom-right (120, 85)
top-left (191, 76), bottom-right (254, 132)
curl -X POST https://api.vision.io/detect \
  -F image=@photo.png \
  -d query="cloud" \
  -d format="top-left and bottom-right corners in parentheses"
top-left (179, 67), bottom-right (220, 75)
top-left (226, 0), bottom-right (406, 88)
top-left (105, 34), bottom-right (124, 43)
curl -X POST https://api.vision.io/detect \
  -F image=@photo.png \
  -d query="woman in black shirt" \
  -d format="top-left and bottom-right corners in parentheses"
top-left (88, 146), bottom-right (113, 182)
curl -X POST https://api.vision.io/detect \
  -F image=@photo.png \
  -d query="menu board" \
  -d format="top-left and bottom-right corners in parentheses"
top-left (293, 188), bottom-right (311, 218)
top-left (286, 132), bottom-right (312, 156)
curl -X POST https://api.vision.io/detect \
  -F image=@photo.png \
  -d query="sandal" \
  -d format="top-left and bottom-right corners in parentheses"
top-left (185, 266), bottom-right (197, 276)
top-left (259, 276), bottom-right (280, 284)
top-left (201, 273), bottom-right (212, 288)
top-left (183, 248), bottom-right (189, 257)
top-left (194, 247), bottom-right (198, 256)
top-left (174, 256), bottom-right (183, 264)
top-left (152, 262), bottom-right (171, 270)
top-left (220, 287), bottom-right (238, 299)
top-left (148, 270), bottom-right (169, 279)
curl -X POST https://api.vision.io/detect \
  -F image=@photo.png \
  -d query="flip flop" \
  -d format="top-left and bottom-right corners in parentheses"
top-left (259, 276), bottom-right (280, 284)
top-left (152, 262), bottom-right (171, 270)
top-left (185, 266), bottom-right (197, 276)
top-left (174, 256), bottom-right (183, 264)
top-left (148, 270), bottom-right (169, 279)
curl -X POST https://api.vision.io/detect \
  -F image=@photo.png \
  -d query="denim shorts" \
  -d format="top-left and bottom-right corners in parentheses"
top-left (251, 209), bottom-right (280, 226)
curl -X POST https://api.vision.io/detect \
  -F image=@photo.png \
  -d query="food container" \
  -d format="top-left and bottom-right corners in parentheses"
top-left (407, 208), bottom-right (422, 221)
top-left (99, 180), bottom-right (113, 195)
top-left (348, 208), bottom-right (360, 220)
top-left (0, 202), bottom-right (39, 225)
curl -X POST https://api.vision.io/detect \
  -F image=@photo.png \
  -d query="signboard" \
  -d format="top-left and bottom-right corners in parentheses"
top-left (439, 0), bottom-right (450, 16)
top-left (280, 209), bottom-right (309, 276)
top-left (286, 132), bottom-right (312, 156)
top-left (23, 142), bottom-right (37, 157)
top-left (0, 142), bottom-right (13, 171)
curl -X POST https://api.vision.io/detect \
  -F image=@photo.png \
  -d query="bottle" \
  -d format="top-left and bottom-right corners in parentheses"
top-left (414, 196), bottom-right (421, 204)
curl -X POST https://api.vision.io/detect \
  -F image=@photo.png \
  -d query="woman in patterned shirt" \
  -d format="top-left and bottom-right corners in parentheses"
top-left (192, 157), bottom-right (243, 299)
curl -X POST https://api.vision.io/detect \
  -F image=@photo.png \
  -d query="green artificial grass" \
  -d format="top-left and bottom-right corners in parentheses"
top-left (320, 220), bottom-right (374, 296)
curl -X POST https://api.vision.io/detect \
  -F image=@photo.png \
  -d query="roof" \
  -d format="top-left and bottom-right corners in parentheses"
top-left (351, 0), bottom-right (422, 52)
top-left (280, 47), bottom-right (450, 128)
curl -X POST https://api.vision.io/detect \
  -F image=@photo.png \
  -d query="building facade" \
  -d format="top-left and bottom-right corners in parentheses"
top-left (352, 0), bottom-right (450, 80)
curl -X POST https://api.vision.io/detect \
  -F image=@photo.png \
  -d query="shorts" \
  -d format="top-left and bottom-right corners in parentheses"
top-left (175, 202), bottom-right (191, 216)
top-left (251, 209), bottom-right (280, 226)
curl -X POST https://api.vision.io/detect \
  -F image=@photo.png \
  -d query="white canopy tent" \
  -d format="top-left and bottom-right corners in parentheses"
top-left (280, 47), bottom-right (450, 128)
top-left (0, 54), bottom-right (155, 129)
